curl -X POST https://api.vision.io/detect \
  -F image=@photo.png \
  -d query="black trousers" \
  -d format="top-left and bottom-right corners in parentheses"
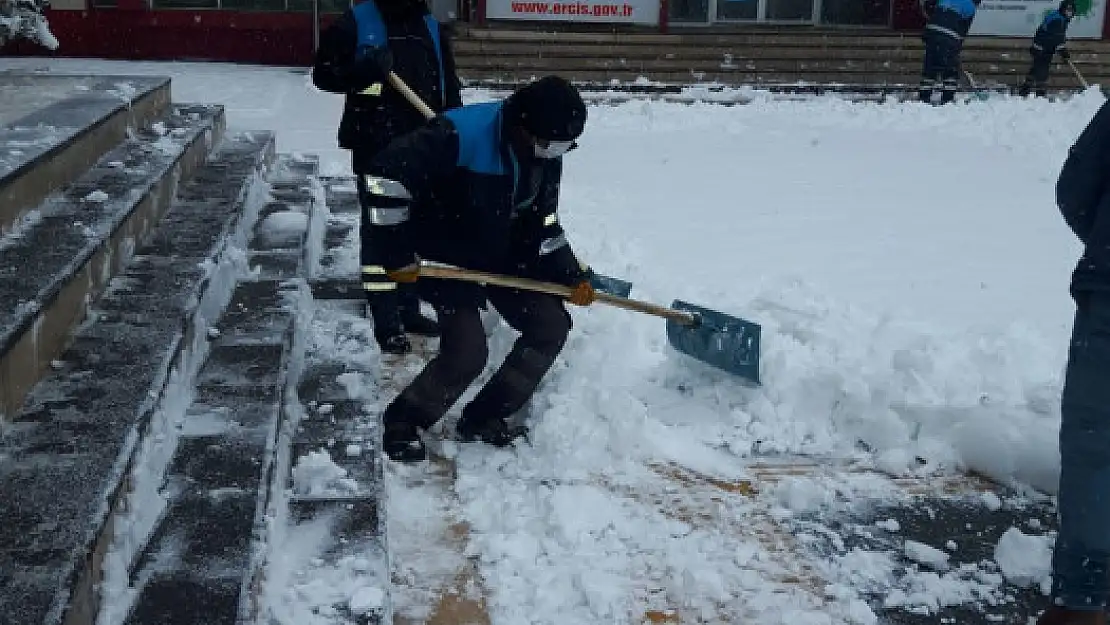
top-left (355, 171), bottom-right (421, 339)
top-left (920, 33), bottom-right (962, 104)
top-left (382, 279), bottom-right (572, 430)
top-left (1020, 51), bottom-right (1054, 97)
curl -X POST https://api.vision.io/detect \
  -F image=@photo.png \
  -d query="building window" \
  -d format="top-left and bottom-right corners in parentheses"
top-left (289, 0), bottom-right (349, 12)
top-left (820, 0), bottom-right (891, 25)
top-left (152, 0), bottom-right (218, 8)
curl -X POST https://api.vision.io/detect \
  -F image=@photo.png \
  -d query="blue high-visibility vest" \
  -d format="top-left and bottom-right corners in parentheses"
top-left (352, 0), bottom-right (445, 104)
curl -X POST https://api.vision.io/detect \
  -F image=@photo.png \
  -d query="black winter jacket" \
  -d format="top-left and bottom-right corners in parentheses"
top-left (1057, 99), bottom-right (1110, 299)
top-left (923, 0), bottom-right (980, 43)
top-left (1032, 10), bottom-right (1071, 57)
top-left (360, 101), bottom-right (588, 288)
top-left (312, 0), bottom-right (463, 168)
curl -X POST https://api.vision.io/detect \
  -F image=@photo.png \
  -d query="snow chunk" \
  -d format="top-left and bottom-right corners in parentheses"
top-left (904, 540), bottom-right (951, 571)
top-left (291, 450), bottom-right (360, 497)
top-left (876, 518), bottom-right (900, 532)
top-left (83, 190), bottom-right (109, 203)
top-left (980, 491), bottom-right (1003, 511)
top-left (348, 586), bottom-right (384, 614)
top-left (994, 527), bottom-right (1052, 588)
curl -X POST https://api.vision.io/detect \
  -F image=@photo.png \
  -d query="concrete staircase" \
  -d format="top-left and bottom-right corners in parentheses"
top-left (452, 25), bottom-right (1110, 93)
top-left (0, 73), bottom-right (389, 625)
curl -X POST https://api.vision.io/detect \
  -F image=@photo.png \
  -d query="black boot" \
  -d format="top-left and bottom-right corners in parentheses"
top-left (456, 412), bottom-right (529, 447)
top-left (377, 332), bottom-right (411, 355)
top-left (383, 420), bottom-right (426, 462)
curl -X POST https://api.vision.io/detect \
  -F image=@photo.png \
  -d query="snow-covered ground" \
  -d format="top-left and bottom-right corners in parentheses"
top-left (6, 57), bottom-right (1104, 625)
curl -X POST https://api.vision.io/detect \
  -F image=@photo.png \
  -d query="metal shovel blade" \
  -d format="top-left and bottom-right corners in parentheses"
top-left (590, 273), bottom-right (633, 298)
top-left (665, 300), bottom-right (761, 384)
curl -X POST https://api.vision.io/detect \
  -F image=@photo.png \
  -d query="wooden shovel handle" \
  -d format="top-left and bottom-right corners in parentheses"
top-left (418, 264), bottom-right (699, 326)
top-left (387, 71), bottom-right (437, 120)
top-left (1067, 59), bottom-right (1090, 89)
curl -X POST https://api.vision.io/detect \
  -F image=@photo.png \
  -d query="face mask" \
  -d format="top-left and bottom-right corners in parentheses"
top-left (533, 140), bottom-right (574, 159)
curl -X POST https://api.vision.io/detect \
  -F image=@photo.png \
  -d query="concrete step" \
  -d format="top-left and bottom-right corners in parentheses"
top-left (0, 74), bottom-right (171, 234)
top-left (0, 103), bottom-right (226, 422)
top-left (273, 299), bottom-right (390, 625)
top-left (456, 54), bottom-right (1102, 76)
top-left (118, 154), bottom-right (316, 625)
top-left (313, 176), bottom-right (361, 282)
top-left (453, 25), bottom-right (1110, 90)
top-left (0, 131), bottom-right (275, 625)
top-left (453, 38), bottom-right (1110, 63)
top-left (456, 25), bottom-right (1110, 49)
top-left (460, 67), bottom-right (1092, 89)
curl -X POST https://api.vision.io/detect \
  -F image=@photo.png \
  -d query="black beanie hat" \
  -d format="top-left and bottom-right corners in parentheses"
top-left (1059, 0), bottom-right (1076, 13)
top-left (504, 75), bottom-right (587, 142)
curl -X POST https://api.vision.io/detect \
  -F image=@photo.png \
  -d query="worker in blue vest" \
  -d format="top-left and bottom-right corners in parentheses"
top-left (919, 0), bottom-right (981, 104)
top-left (1019, 0), bottom-right (1077, 98)
top-left (312, 0), bottom-right (463, 354)
top-left (360, 76), bottom-right (596, 463)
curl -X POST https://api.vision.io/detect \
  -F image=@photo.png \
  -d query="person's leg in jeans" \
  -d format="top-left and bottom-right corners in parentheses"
top-left (456, 286), bottom-right (572, 446)
top-left (1039, 293), bottom-right (1110, 625)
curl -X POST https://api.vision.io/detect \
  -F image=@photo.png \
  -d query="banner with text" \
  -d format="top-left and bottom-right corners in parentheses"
top-left (485, 0), bottom-right (660, 25)
top-left (969, 0), bottom-right (1106, 38)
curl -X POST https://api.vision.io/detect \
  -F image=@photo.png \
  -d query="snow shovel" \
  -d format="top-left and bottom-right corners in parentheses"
top-left (418, 263), bottom-right (761, 384)
top-left (383, 71), bottom-right (636, 301)
top-left (961, 69), bottom-right (991, 101)
top-left (1067, 59), bottom-right (1091, 89)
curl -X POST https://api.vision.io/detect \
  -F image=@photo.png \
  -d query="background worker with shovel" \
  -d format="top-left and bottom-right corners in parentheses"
top-left (362, 76), bottom-right (598, 463)
top-left (1019, 0), bottom-right (1076, 98)
top-left (312, 0), bottom-right (461, 355)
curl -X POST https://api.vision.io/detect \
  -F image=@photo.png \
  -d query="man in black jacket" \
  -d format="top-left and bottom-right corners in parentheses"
top-left (1037, 99), bottom-right (1110, 625)
top-left (1019, 0), bottom-right (1076, 98)
top-left (919, 0), bottom-right (981, 104)
top-left (312, 0), bottom-right (463, 354)
top-left (361, 76), bottom-right (597, 463)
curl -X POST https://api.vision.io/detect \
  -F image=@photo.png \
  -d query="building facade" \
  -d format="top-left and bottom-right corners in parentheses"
top-left (2, 0), bottom-right (1107, 70)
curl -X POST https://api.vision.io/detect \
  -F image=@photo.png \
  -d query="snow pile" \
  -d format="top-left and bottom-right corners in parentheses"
top-left (291, 449), bottom-right (361, 497)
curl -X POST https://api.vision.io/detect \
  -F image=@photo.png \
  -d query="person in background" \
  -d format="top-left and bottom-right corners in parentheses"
top-left (1037, 98), bottom-right (1110, 625)
top-left (918, 0), bottom-right (981, 104)
top-left (1019, 0), bottom-right (1077, 98)
top-left (312, 0), bottom-right (463, 354)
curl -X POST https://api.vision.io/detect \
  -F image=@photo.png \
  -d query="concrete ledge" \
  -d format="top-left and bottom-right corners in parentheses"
top-left (461, 72), bottom-right (1084, 92)
top-left (0, 104), bottom-right (227, 423)
top-left (0, 74), bottom-right (172, 234)
top-left (453, 27), bottom-right (1110, 91)
top-left (0, 132), bottom-right (276, 625)
top-left (121, 154), bottom-right (317, 625)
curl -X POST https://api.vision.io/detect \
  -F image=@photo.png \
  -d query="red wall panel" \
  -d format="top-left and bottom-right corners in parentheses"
top-left (2, 9), bottom-right (342, 65)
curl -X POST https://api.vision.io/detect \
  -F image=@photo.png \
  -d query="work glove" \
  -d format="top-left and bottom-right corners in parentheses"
top-left (385, 262), bottom-right (420, 283)
top-left (567, 280), bottom-right (597, 306)
top-left (348, 46), bottom-right (393, 93)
